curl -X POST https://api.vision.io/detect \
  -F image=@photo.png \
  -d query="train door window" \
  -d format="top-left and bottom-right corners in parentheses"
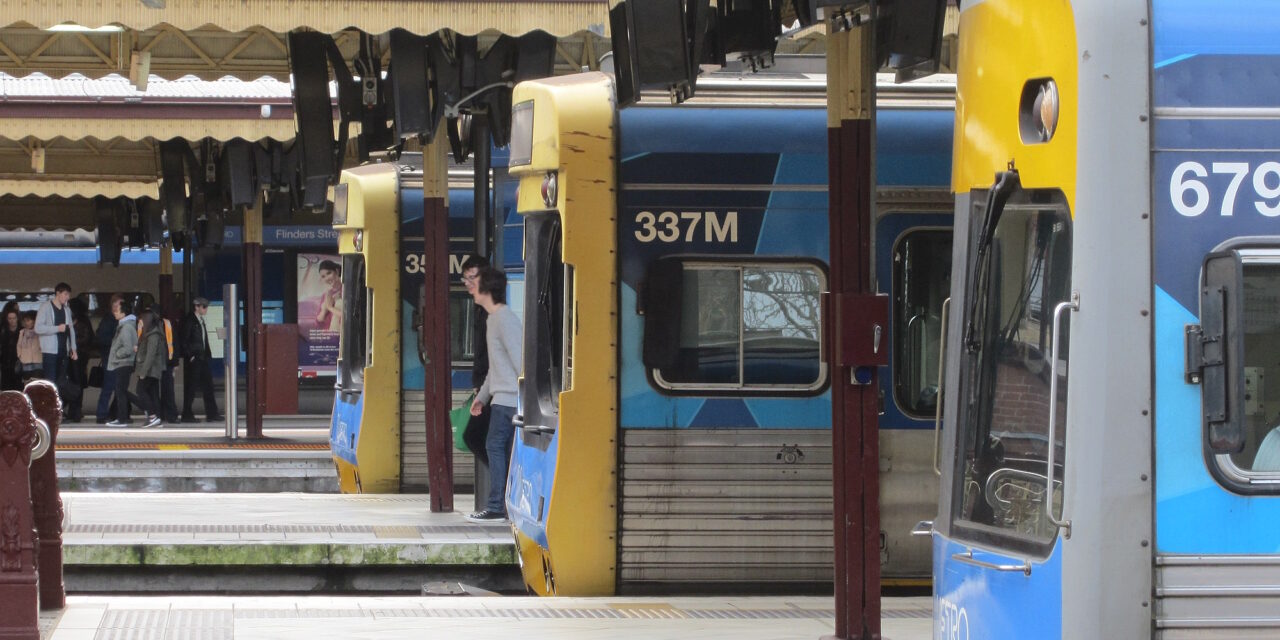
top-left (647, 260), bottom-right (826, 393)
top-left (337, 254), bottom-right (367, 393)
top-left (1194, 245), bottom-right (1280, 491)
top-left (893, 229), bottom-right (953, 418)
top-left (951, 186), bottom-right (1072, 554)
top-left (448, 288), bottom-right (476, 365)
top-left (524, 211), bottom-right (566, 426)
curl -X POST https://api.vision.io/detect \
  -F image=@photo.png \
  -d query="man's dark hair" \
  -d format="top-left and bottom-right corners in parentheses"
top-left (477, 267), bottom-right (507, 305)
top-left (460, 255), bottom-right (489, 274)
top-left (319, 259), bottom-right (341, 276)
top-left (54, 282), bottom-right (72, 294)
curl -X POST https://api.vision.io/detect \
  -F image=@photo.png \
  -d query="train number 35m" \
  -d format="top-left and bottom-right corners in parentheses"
top-left (634, 210), bottom-right (739, 243)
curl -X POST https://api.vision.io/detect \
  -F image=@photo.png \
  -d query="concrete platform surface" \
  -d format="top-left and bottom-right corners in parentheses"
top-left (61, 493), bottom-right (516, 592)
top-left (39, 595), bottom-right (934, 639)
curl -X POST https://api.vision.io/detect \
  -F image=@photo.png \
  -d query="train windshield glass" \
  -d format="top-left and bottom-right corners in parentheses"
top-left (893, 229), bottom-right (952, 418)
top-left (337, 254), bottom-right (367, 393)
top-left (953, 189), bottom-right (1072, 553)
top-left (653, 261), bottom-right (825, 392)
top-left (1227, 260), bottom-right (1280, 476)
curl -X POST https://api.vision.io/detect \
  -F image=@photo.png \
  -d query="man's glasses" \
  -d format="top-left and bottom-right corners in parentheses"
top-left (462, 274), bottom-right (479, 283)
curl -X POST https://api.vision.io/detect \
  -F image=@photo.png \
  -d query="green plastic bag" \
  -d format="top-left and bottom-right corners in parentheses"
top-left (450, 392), bottom-right (475, 451)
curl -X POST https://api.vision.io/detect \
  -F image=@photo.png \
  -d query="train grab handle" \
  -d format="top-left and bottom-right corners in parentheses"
top-left (934, 297), bottom-right (951, 477)
top-left (1045, 291), bottom-right (1080, 535)
top-left (951, 549), bottom-right (1031, 576)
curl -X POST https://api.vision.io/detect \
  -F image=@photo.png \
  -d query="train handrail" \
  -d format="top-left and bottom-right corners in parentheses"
top-left (951, 548), bottom-right (1031, 576)
top-left (1045, 291), bottom-right (1080, 536)
top-left (933, 297), bottom-right (950, 477)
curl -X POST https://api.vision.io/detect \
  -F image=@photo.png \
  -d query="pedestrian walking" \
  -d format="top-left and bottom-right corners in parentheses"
top-left (95, 296), bottom-right (121, 423)
top-left (132, 310), bottom-right (165, 428)
top-left (181, 297), bottom-right (221, 422)
top-left (150, 303), bottom-right (181, 423)
top-left (104, 296), bottom-right (137, 427)
top-left (0, 304), bottom-right (21, 391)
top-left (459, 256), bottom-right (491, 464)
top-left (465, 267), bottom-right (522, 524)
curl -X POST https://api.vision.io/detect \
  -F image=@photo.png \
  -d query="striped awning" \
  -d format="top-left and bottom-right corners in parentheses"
top-left (4, 0), bottom-right (610, 37)
top-left (0, 178), bottom-right (157, 199)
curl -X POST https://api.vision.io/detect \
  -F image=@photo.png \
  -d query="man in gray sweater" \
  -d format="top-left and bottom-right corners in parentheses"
top-left (466, 267), bottom-right (522, 523)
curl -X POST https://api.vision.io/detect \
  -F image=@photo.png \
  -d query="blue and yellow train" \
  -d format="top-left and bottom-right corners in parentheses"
top-left (329, 156), bottom-right (519, 493)
top-left (504, 69), bottom-right (955, 595)
top-left (929, 0), bottom-right (1280, 636)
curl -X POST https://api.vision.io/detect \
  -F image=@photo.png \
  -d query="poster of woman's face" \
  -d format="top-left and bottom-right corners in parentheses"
top-left (297, 253), bottom-right (342, 376)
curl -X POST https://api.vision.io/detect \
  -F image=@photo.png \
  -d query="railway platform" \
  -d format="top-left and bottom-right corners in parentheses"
top-left (54, 416), bottom-right (336, 493)
top-left (37, 595), bottom-right (933, 639)
top-left (60, 492), bottom-right (520, 594)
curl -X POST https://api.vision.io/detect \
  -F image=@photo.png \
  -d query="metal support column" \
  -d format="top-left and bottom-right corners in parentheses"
top-left (159, 242), bottom-right (174, 314)
top-left (243, 197), bottom-right (265, 439)
top-left (824, 23), bottom-right (881, 640)
top-left (471, 112), bottom-right (492, 513)
top-left (423, 135), bottom-right (454, 512)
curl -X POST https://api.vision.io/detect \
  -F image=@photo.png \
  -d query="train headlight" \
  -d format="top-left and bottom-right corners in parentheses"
top-left (541, 172), bottom-right (558, 208)
top-left (1036, 80), bottom-right (1059, 142)
top-left (353, 230), bottom-right (364, 252)
top-left (1019, 78), bottom-right (1060, 144)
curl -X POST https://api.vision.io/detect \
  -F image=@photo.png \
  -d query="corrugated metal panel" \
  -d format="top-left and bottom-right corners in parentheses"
top-left (1156, 555), bottom-right (1280, 639)
top-left (0, 178), bottom-right (155, 198)
top-left (618, 429), bottom-right (834, 588)
top-left (401, 389), bottom-right (476, 493)
top-left (5, 1), bottom-right (610, 37)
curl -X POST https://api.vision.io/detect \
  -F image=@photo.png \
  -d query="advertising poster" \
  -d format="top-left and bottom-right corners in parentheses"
top-left (297, 253), bottom-right (342, 377)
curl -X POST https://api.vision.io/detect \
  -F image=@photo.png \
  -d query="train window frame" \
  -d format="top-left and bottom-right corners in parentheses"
top-left (336, 253), bottom-right (367, 395)
top-left (890, 227), bottom-right (953, 420)
top-left (642, 256), bottom-right (829, 397)
top-left (948, 184), bottom-right (1074, 560)
top-left (1193, 240), bottom-right (1280, 495)
top-left (519, 209), bottom-right (566, 441)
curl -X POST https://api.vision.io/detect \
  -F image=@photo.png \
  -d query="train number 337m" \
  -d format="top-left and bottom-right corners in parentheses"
top-left (634, 210), bottom-right (739, 243)
top-left (1171, 160), bottom-right (1280, 217)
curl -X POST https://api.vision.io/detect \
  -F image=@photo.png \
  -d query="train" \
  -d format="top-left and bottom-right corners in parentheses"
top-left (328, 156), bottom-right (520, 493)
top-left (503, 69), bottom-right (955, 595)
top-left (930, 0), bottom-right (1280, 637)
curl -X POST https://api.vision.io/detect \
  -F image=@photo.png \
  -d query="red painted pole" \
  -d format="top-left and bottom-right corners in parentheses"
top-left (423, 138), bottom-right (454, 512)
top-left (23, 380), bottom-right (64, 610)
top-left (0, 390), bottom-right (40, 639)
top-left (244, 201), bottom-right (265, 438)
top-left (825, 24), bottom-right (881, 640)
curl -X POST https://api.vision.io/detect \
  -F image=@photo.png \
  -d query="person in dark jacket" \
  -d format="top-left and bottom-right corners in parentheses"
top-left (132, 310), bottom-right (165, 428)
top-left (95, 296), bottom-right (121, 423)
top-left (0, 304), bottom-right (21, 391)
top-left (459, 256), bottom-right (491, 464)
top-left (150, 303), bottom-right (181, 423)
top-left (181, 297), bottom-right (221, 422)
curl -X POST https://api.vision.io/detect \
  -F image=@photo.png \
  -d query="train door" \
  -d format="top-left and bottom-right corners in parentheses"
top-left (933, 177), bottom-right (1075, 639)
top-left (876, 209), bottom-right (951, 583)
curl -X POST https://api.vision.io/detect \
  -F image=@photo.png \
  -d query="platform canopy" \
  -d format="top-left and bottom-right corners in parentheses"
top-left (0, 1), bottom-right (612, 81)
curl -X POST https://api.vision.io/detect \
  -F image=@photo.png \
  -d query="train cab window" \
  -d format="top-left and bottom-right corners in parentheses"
top-left (893, 229), bottom-right (953, 418)
top-left (448, 289), bottom-right (477, 365)
top-left (337, 254), bottom-right (368, 394)
top-left (952, 185), bottom-right (1073, 552)
top-left (646, 260), bottom-right (826, 393)
top-left (523, 211), bottom-right (568, 432)
top-left (1192, 245), bottom-right (1280, 491)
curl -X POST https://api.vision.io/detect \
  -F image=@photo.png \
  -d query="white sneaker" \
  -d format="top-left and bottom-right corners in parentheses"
top-left (144, 415), bottom-right (163, 428)
top-left (105, 420), bottom-right (129, 428)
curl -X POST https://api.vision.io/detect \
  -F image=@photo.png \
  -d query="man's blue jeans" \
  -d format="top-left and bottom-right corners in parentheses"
top-left (485, 404), bottom-right (517, 514)
top-left (42, 353), bottom-right (67, 385)
top-left (96, 368), bottom-right (118, 420)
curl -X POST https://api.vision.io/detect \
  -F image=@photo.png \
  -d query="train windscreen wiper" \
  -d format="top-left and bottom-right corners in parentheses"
top-left (963, 169), bottom-right (1021, 353)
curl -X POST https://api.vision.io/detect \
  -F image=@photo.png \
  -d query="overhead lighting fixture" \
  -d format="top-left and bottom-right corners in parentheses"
top-left (46, 23), bottom-right (125, 33)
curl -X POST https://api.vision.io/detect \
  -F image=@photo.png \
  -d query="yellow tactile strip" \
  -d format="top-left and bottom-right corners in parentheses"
top-left (56, 443), bottom-right (329, 451)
